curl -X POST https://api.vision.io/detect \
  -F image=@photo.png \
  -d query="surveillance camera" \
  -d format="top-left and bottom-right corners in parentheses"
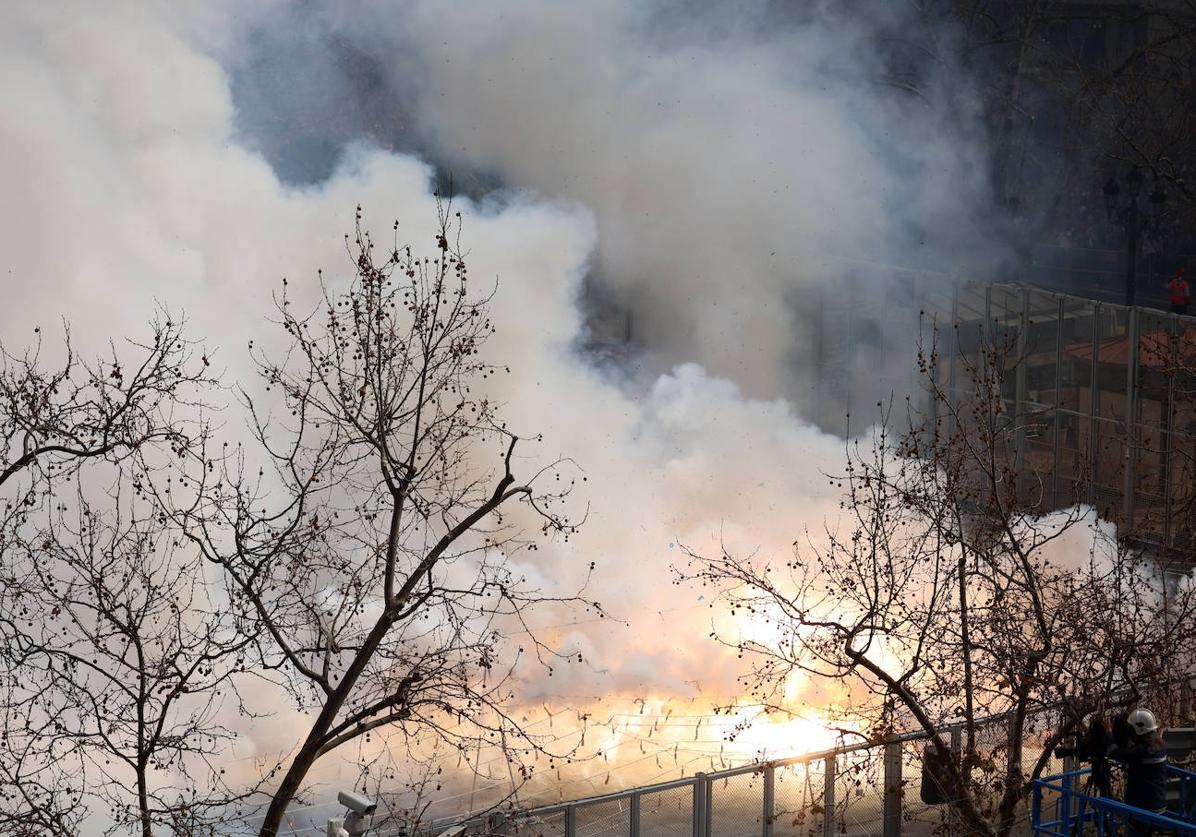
top-left (335, 790), bottom-right (377, 837)
top-left (337, 790), bottom-right (378, 816)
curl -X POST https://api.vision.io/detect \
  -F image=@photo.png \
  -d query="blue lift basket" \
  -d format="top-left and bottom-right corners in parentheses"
top-left (1033, 765), bottom-right (1196, 835)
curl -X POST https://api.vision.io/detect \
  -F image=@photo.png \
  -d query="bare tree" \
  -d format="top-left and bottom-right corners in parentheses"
top-left (681, 326), bottom-right (1196, 837)
top-left (162, 202), bottom-right (602, 836)
top-left (0, 312), bottom-right (209, 494)
top-left (0, 315), bottom-right (217, 833)
top-left (1, 484), bottom-right (270, 836)
top-left (0, 673), bottom-right (86, 836)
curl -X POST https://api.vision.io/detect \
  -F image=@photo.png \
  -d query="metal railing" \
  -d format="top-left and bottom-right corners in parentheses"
top-left (1032, 765), bottom-right (1196, 836)
top-left (403, 720), bottom-right (1043, 837)
top-left (923, 279), bottom-right (1196, 555)
top-left (402, 676), bottom-right (1196, 837)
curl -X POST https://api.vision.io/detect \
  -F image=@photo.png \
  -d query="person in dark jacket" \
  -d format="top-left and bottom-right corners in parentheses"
top-left (1107, 708), bottom-right (1168, 836)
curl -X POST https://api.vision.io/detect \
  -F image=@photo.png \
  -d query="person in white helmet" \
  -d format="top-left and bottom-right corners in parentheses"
top-left (1106, 708), bottom-right (1168, 836)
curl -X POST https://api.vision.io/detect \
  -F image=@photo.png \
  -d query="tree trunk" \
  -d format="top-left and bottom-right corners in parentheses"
top-left (256, 732), bottom-right (326, 837)
top-left (996, 699), bottom-right (1030, 837)
top-left (137, 761), bottom-right (152, 837)
top-left (258, 614), bottom-right (396, 836)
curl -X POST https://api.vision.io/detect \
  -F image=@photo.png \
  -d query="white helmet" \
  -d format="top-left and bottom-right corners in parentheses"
top-left (1127, 708), bottom-right (1159, 736)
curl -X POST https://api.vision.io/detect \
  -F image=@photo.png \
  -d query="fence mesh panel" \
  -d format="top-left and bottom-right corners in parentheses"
top-left (772, 760), bottom-right (825, 837)
top-left (834, 748), bottom-right (885, 837)
top-left (708, 769), bottom-right (764, 837)
top-left (509, 809), bottom-right (567, 837)
top-left (574, 798), bottom-right (629, 837)
top-left (899, 740), bottom-right (949, 837)
top-left (637, 784), bottom-right (693, 837)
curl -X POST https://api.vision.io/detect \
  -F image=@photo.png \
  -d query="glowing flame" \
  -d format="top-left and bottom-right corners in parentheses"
top-left (725, 712), bottom-right (843, 760)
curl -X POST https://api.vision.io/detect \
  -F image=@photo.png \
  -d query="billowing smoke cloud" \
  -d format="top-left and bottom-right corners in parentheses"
top-left (222, 0), bottom-right (999, 399)
top-left (0, 0), bottom-right (1007, 825)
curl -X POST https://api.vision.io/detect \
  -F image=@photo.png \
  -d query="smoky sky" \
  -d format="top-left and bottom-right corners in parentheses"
top-left (228, 25), bottom-right (408, 185)
top-left (223, 0), bottom-right (1003, 404)
top-left (0, 4), bottom-right (1028, 822)
top-left (227, 2), bottom-right (956, 189)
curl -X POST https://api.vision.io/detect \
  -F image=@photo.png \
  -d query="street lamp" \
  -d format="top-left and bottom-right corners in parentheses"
top-left (1103, 167), bottom-right (1167, 308)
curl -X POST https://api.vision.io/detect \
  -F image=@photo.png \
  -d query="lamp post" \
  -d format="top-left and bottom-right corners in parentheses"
top-left (1103, 167), bottom-right (1167, 308)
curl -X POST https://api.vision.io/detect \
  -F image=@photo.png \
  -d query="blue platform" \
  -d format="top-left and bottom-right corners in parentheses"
top-left (1033, 765), bottom-right (1196, 835)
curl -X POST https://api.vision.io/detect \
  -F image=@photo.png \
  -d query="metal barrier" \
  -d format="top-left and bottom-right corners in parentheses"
top-left (1032, 765), bottom-right (1196, 836)
top-left (404, 682), bottom-right (1196, 837)
top-left (404, 723), bottom-right (1045, 837)
top-left (920, 280), bottom-right (1196, 553)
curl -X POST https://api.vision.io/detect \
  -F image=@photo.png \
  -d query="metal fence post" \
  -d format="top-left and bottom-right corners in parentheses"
top-left (1062, 750), bottom-right (1079, 822)
top-left (565, 804), bottom-right (576, 837)
top-left (823, 755), bottom-right (836, 837)
top-left (1164, 314), bottom-right (1179, 546)
top-left (1051, 296), bottom-right (1064, 508)
top-left (630, 791), bottom-right (641, 837)
top-left (698, 770), bottom-right (708, 836)
top-left (1014, 287), bottom-right (1029, 483)
top-left (762, 764), bottom-right (775, 837)
top-left (883, 739), bottom-right (902, 837)
top-left (693, 774), bottom-right (707, 837)
top-left (1123, 305), bottom-right (1139, 527)
top-left (1088, 302), bottom-right (1101, 506)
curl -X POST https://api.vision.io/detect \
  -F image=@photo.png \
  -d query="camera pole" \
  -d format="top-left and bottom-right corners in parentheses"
top-left (1062, 750), bottom-right (1079, 824)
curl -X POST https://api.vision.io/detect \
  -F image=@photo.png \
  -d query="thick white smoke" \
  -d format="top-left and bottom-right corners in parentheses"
top-left (221, 0), bottom-right (999, 399)
top-left (0, 0), bottom-right (1007, 827)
